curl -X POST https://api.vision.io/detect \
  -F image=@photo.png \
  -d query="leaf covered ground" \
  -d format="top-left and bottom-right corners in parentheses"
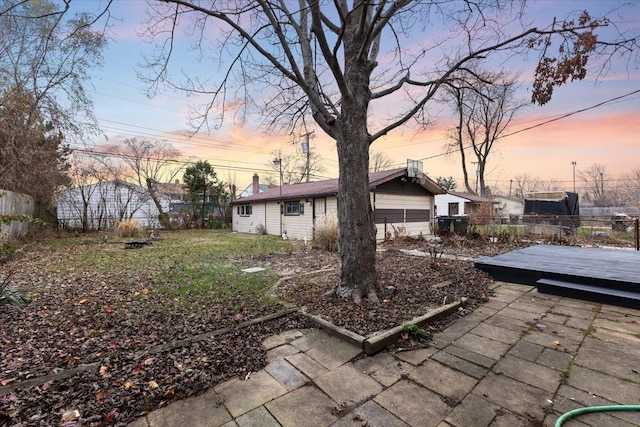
top-left (0, 231), bottom-right (517, 426)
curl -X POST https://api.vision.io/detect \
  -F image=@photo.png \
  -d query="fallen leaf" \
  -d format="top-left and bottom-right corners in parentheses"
top-left (99, 366), bottom-right (111, 378)
top-left (95, 389), bottom-right (107, 400)
top-left (104, 410), bottom-right (116, 424)
top-left (61, 410), bottom-right (80, 422)
top-left (79, 298), bottom-right (89, 304)
top-left (0, 378), bottom-right (15, 386)
top-left (143, 357), bottom-right (155, 366)
top-left (164, 385), bottom-right (175, 398)
top-left (553, 340), bottom-right (561, 346)
top-left (107, 343), bottom-right (117, 349)
top-left (141, 288), bottom-right (149, 294)
top-left (148, 380), bottom-right (159, 390)
top-left (123, 380), bottom-right (134, 389)
top-left (67, 356), bottom-right (80, 367)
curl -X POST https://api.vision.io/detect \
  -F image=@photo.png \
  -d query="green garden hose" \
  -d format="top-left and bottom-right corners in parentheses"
top-left (555, 405), bottom-right (640, 426)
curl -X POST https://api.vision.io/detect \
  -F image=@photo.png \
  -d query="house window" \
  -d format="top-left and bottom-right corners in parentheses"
top-left (284, 201), bottom-right (303, 216)
top-left (448, 202), bottom-right (459, 216)
top-left (237, 205), bottom-right (252, 216)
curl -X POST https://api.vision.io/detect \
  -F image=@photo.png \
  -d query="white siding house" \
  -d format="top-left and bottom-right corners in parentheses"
top-left (492, 196), bottom-right (525, 221)
top-left (434, 191), bottom-right (496, 218)
top-left (57, 180), bottom-right (168, 230)
top-left (232, 168), bottom-right (444, 241)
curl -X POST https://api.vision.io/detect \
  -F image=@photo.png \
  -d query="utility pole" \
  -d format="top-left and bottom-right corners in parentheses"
top-left (300, 131), bottom-right (314, 182)
top-left (273, 157), bottom-right (283, 236)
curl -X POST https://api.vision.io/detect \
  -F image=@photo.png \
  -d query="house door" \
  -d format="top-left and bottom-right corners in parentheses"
top-left (313, 198), bottom-right (326, 236)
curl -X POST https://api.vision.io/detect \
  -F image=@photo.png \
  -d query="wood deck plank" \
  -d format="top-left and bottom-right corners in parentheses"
top-left (474, 244), bottom-right (640, 286)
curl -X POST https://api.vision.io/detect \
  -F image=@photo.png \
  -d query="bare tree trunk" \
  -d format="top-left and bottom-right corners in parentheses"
top-left (335, 127), bottom-right (378, 304)
top-left (453, 91), bottom-right (474, 194)
top-left (333, 12), bottom-right (378, 304)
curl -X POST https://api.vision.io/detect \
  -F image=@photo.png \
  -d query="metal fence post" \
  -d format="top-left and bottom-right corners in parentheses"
top-left (635, 218), bottom-right (639, 251)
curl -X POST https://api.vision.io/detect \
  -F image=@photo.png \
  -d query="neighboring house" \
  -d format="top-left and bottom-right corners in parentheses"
top-left (231, 167), bottom-right (444, 241)
top-left (155, 179), bottom-right (195, 225)
top-left (492, 195), bottom-right (525, 222)
top-left (57, 180), bottom-right (169, 230)
top-left (434, 191), bottom-right (496, 218)
top-left (238, 174), bottom-right (270, 198)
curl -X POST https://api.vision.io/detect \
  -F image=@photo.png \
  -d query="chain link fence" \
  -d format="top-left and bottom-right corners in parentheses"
top-left (435, 214), bottom-right (640, 250)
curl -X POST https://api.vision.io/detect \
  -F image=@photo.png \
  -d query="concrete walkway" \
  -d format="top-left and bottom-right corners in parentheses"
top-left (128, 282), bottom-right (640, 427)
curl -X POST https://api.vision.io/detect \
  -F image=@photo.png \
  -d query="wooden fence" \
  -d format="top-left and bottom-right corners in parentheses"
top-left (0, 189), bottom-right (35, 239)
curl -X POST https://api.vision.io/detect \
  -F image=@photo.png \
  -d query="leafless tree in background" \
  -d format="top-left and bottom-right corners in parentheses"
top-left (369, 152), bottom-right (394, 172)
top-left (512, 174), bottom-right (542, 198)
top-left (579, 163), bottom-right (610, 207)
top-left (447, 71), bottom-right (527, 196)
top-left (268, 151), bottom-right (326, 184)
top-left (106, 138), bottom-right (183, 227)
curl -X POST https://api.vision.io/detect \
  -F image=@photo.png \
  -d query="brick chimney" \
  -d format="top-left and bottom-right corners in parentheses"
top-left (252, 174), bottom-right (260, 195)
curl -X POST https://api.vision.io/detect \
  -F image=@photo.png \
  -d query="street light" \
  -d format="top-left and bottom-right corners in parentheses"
top-left (273, 157), bottom-right (283, 236)
top-left (571, 161), bottom-right (577, 193)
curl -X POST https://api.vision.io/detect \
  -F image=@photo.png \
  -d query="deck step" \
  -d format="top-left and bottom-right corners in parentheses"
top-left (536, 278), bottom-right (640, 309)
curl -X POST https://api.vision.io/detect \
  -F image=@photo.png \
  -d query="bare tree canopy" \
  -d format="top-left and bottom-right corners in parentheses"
top-left (139, 1), bottom-right (639, 303)
top-left (106, 138), bottom-right (183, 227)
top-left (0, 0), bottom-right (110, 141)
top-left (369, 151), bottom-right (394, 172)
top-left (447, 71), bottom-right (527, 196)
top-left (268, 151), bottom-right (326, 184)
top-left (0, 0), bottom-right (110, 220)
top-left (580, 163), bottom-right (610, 207)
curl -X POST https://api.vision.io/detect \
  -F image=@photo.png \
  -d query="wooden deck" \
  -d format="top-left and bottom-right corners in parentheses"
top-left (474, 245), bottom-right (640, 308)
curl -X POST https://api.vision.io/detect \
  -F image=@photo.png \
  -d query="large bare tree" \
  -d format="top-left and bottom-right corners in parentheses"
top-left (140, 1), bottom-right (638, 303)
top-left (447, 71), bottom-right (527, 196)
top-left (0, 0), bottom-right (109, 219)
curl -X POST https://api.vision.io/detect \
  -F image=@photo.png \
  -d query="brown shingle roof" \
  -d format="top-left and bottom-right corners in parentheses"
top-left (448, 191), bottom-right (496, 203)
top-left (232, 168), bottom-right (443, 204)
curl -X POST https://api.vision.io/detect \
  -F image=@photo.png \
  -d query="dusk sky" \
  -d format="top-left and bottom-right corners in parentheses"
top-left (80, 1), bottom-right (640, 195)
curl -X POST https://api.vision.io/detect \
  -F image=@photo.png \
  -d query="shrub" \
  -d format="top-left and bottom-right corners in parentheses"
top-left (313, 216), bottom-right (338, 252)
top-left (0, 274), bottom-right (28, 309)
top-left (255, 223), bottom-right (267, 235)
top-left (115, 219), bottom-right (143, 238)
top-left (0, 241), bottom-right (14, 256)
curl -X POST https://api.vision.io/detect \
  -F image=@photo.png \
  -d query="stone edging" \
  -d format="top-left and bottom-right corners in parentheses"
top-left (303, 297), bottom-right (467, 355)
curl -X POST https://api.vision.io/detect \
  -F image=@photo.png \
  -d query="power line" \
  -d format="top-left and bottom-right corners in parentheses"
top-left (499, 89), bottom-right (640, 139)
top-left (413, 88), bottom-right (640, 164)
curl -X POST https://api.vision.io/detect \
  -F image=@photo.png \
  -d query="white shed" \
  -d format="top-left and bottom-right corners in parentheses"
top-left (434, 191), bottom-right (496, 218)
